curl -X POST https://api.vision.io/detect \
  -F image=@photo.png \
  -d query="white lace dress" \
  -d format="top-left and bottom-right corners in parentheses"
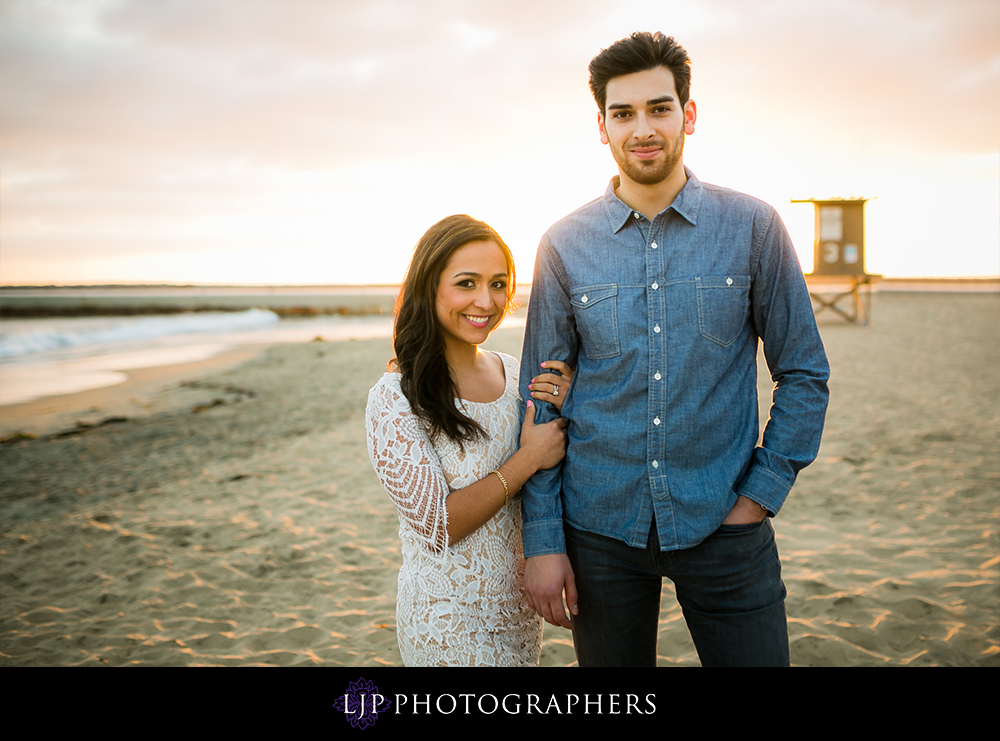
top-left (365, 352), bottom-right (542, 666)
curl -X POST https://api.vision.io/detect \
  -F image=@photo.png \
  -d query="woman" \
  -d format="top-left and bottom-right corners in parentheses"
top-left (365, 214), bottom-right (572, 666)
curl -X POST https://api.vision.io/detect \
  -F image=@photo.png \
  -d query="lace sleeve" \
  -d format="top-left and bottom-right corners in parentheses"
top-left (366, 377), bottom-right (450, 553)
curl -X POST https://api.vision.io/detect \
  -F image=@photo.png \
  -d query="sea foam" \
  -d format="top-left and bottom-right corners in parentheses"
top-left (0, 309), bottom-right (280, 360)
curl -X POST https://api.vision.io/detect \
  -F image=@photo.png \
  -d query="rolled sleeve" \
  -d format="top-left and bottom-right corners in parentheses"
top-left (518, 237), bottom-right (578, 557)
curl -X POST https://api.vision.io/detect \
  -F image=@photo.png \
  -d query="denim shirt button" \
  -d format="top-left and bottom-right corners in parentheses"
top-left (634, 212), bottom-right (641, 219)
top-left (654, 372), bottom-right (661, 380)
top-left (651, 282), bottom-right (658, 290)
top-left (727, 277), bottom-right (733, 286)
top-left (651, 242), bottom-right (658, 249)
top-left (652, 460), bottom-right (659, 469)
top-left (581, 294), bottom-right (588, 303)
top-left (654, 325), bottom-right (661, 333)
top-left (654, 417), bottom-right (661, 425)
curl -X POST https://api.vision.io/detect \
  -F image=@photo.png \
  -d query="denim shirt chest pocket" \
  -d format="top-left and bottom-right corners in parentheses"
top-left (570, 283), bottom-right (621, 359)
top-left (695, 275), bottom-right (751, 347)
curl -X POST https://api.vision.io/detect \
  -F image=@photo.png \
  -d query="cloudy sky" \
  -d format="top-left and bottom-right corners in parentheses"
top-left (1, 0), bottom-right (997, 285)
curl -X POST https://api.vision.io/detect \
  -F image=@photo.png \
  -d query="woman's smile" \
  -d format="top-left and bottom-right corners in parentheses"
top-left (463, 314), bottom-right (493, 328)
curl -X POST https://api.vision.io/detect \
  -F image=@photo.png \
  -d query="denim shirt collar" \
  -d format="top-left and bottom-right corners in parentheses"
top-left (601, 166), bottom-right (703, 233)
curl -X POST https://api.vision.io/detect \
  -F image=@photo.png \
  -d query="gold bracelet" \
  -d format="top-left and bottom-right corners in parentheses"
top-left (499, 464), bottom-right (521, 493)
top-left (490, 469), bottom-right (509, 505)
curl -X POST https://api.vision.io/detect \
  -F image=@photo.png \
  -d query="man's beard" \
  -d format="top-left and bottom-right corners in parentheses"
top-left (614, 130), bottom-right (684, 186)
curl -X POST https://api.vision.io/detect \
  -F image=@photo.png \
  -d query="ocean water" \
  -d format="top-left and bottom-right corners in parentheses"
top-left (0, 311), bottom-right (396, 406)
top-left (0, 309), bottom-right (281, 359)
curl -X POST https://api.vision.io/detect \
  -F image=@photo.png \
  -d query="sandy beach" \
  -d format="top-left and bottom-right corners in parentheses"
top-left (1, 291), bottom-right (997, 666)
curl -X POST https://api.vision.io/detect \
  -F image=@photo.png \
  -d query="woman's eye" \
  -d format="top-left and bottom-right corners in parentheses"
top-left (491, 281), bottom-right (507, 290)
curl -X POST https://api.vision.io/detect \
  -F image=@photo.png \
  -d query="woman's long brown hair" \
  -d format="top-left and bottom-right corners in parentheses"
top-left (392, 214), bottom-right (516, 447)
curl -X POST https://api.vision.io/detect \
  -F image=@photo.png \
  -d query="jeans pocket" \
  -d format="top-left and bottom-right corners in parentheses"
top-left (696, 275), bottom-right (751, 347)
top-left (571, 283), bottom-right (621, 359)
top-left (715, 519), bottom-right (767, 535)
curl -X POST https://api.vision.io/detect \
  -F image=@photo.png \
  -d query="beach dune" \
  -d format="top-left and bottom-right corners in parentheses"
top-left (1, 292), bottom-right (997, 666)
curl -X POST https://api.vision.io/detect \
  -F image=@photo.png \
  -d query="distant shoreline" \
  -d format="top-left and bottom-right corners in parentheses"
top-left (0, 279), bottom-right (995, 318)
top-left (0, 303), bottom-right (398, 319)
top-left (0, 285), bottom-right (403, 319)
top-left (2, 277), bottom-right (998, 290)
top-left (0, 283), bottom-right (403, 291)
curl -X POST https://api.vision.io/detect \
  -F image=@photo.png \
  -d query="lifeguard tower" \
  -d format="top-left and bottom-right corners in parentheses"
top-left (792, 197), bottom-right (880, 325)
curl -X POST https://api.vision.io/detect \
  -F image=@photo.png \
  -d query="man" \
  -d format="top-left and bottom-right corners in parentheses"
top-left (518, 32), bottom-right (830, 667)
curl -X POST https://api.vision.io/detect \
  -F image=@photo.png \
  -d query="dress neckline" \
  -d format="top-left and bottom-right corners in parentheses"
top-left (457, 351), bottom-right (510, 406)
top-left (386, 352), bottom-right (512, 406)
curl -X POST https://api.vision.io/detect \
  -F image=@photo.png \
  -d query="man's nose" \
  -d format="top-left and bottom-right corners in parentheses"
top-left (634, 112), bottom-right (654, 138)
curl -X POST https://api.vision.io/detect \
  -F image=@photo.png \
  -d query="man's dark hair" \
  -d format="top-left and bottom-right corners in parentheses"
top-left (589, 32), bottom-right (692, 114)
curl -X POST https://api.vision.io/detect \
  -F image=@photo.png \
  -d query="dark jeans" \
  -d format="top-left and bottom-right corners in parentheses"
top-left (565, 519), bottom-right (790, 667)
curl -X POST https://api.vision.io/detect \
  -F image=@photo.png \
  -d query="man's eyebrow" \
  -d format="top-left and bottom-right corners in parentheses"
top-left (607, 95), bottom-right (675, 111)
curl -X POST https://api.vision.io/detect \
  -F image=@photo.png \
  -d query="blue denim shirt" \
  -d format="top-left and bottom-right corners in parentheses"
top-left (518, 169), bottom-right (830, 557)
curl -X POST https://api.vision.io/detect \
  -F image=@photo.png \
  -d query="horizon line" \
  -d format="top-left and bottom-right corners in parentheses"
top-left (2, 276), bottom-right (999, 290)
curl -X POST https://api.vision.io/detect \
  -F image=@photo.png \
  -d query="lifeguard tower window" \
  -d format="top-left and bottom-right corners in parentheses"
top-left (815, 202), bottom-right (865, 275)
top-left (793, 197), bottom-right (880, 325)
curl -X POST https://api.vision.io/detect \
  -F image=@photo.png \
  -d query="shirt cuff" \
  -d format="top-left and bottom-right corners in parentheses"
top-left (734, 462), bottom-right (792, 516)
top-left (521, 517), bottom-right (567, 558)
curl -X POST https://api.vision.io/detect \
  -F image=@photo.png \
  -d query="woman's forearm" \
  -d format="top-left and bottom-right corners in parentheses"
top-left (444, 447), bottom-right (542, 542)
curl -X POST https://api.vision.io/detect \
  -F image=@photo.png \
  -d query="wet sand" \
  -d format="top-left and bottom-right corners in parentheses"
top-left (1, 292), bottom-right (997, 666)
top-left (0, 344), bottom-right (272, 440)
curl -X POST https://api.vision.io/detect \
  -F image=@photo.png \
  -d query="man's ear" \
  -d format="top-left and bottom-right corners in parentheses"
top-left (684, 99), bottom-right (697, 135)
top-left (598, 111), bottom-right (609, 145)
